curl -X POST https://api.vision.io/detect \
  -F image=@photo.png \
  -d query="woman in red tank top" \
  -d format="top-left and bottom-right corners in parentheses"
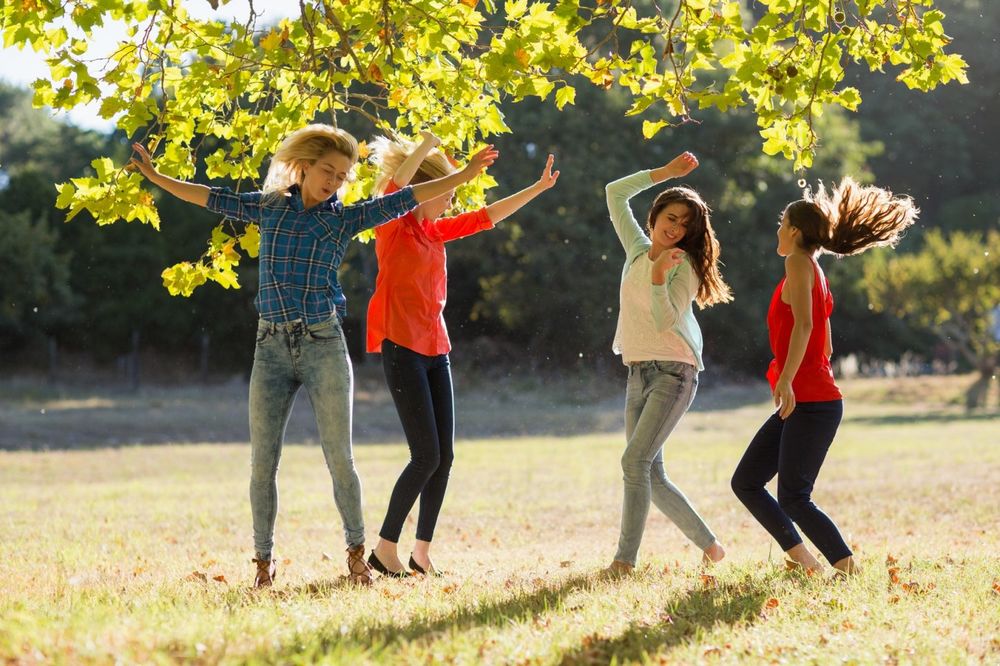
top-left (731, 178), bottom-right (918, 576)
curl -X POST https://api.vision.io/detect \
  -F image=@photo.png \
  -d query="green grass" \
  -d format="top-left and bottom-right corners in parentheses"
top-left (1, 375), bottom-right (998, 664)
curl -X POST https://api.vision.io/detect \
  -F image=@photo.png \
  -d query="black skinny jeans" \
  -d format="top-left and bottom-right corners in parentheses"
top-left (730, 400), bottom-right (853, 565)
top-left (378, 339), bottom-right (455, 543)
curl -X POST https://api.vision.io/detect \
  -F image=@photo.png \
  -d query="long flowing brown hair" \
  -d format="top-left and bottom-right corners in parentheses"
top-left (787, 177), bottom-right (919, 255)
top-left (646, 187), bottom-right (732, 308)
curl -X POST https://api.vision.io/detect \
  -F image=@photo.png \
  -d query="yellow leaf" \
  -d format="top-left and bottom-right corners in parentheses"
top-left (642, 119), bottom-right (667, 139)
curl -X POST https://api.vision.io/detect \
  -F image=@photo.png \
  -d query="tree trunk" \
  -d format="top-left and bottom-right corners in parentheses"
top-left (965, 359), bottom-right (997, 411)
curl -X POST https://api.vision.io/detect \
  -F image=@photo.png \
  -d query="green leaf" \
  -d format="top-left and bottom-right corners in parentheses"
top-left (555, 84), bottom-right (575, 110)
top-left (642, 119), bottom-right (668, 139)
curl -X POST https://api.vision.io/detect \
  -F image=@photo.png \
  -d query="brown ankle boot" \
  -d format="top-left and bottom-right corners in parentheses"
top-left (346, 544), bottom-right (373, 586)
top-left (253, 557), bottom-right (276, 589)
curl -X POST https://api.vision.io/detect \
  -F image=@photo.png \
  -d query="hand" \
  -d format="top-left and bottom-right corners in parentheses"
top-left (419, 130), bottom-right (441, 148)
top-left (662, 151), bottom-right (699, 179)
top-left (535, 154), bottom-right (559, 190)
top-left (652, 247), bottom-right (685, 272)
top-left (128, 142), bottom-right (157, 179)
top-left (460, 145), bottom-right (499, 179)
top-left (773, 377), bottom-right (796, 419)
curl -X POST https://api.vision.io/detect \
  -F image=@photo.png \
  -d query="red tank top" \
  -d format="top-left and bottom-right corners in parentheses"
top-left (766, 259), bottom-right (842, 402)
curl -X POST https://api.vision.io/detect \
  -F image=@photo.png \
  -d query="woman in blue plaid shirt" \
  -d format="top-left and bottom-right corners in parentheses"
top-left (130, 124), bottom-right (497, 588)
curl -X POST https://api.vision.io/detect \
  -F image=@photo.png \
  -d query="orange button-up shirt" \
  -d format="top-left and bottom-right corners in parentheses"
top-left (366, 182), bottom-right (494, 356)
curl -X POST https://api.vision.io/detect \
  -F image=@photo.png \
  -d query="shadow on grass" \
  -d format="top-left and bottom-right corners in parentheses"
top-left (247, 570), bottom-right (777, 663)
top-left (246, 572), bottom-right (598, 661)
top-left (846, 410), bottom-right (1000, 426)
top-left (556, 575), bottom-right (774, 665)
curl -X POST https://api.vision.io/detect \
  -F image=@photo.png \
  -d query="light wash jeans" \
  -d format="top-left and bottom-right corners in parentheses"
top-left (614, 360), bottom-right (716, 566)
top-left (248, 317), bottom-right (364, 560)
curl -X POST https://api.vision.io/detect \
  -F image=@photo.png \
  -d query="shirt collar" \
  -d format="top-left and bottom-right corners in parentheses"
top-left (287, 184), bottom-right (341, 213)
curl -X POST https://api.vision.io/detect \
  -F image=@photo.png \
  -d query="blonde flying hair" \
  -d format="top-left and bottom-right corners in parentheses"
top-left (368, 135), bottom-right (455, 194)
top-left (262, 124), bottom-right (359, 202)
top-left (787, 177), bottom-right (919, 256)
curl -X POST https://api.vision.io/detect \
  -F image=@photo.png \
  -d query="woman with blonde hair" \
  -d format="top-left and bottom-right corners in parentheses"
top-left (604, 151), bottom-right (731, 576)
top-left (731, 178), bottom-right (917, 576)
top-left (365, 131), bottom-right (558, 577)
top-left (129, 124), bottom-right (495, 588)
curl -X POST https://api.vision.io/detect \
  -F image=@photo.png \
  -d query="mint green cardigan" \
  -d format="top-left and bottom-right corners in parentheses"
top-left (606, 169), bottom-right (705, 371)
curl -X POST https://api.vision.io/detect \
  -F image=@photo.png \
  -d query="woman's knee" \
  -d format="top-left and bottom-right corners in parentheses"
top-left (778, 495), bottom-right (813, 520)
top-left (620, 452), bottom-right (651, 481)
top-left (409, 447), bottom-right (442, 476)
top-left (730, 469), bottom-right (757, 498)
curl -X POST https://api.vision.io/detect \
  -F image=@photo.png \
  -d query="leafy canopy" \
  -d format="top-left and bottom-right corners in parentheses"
top-left (864, 230), bottom-right (1000, 373)
top-left (3, 0), bottom-right (967, 295)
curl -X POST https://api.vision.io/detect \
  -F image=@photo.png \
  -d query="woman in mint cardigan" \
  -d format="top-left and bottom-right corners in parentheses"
top-left (604, 151), bottom-right (732, 576)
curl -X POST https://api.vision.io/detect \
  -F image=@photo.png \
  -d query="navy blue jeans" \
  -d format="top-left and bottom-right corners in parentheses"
top-left (378, 339), bottom-right (455, 543)
top-left (731, 400), bottom-right (853, 565)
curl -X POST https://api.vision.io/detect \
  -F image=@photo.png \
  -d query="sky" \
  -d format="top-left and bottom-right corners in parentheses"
top-left (0, 0), bottom-right (292, 132)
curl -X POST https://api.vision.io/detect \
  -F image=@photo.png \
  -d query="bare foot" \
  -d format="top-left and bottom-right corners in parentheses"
top-left (832, 555), bottom-right (860, 577)
top-left (785, 544), bottom-right (823, 574)
top-left (602, 560), bottom-right (635, 579)
top-left (702, 541), bottom-right (726, 564)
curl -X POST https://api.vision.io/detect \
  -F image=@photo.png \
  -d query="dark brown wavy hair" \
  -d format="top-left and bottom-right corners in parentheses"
top-left (787, 177), bottom-right (919, 256)
top-left (646, 187), bottom-right (732, 308)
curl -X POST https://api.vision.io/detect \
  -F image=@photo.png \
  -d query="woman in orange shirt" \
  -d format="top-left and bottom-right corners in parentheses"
top-left (366, 132), bottom-right (559, 577)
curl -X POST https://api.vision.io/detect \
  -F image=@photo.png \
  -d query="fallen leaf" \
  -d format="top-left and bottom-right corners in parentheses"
top-left (888, 567), bottom-right (900, 584)
top-left (560, 560), bottom-right (573, 568)
top-left (703, 645), bottom-right (722, 656)
top-left (765, 597), bottom-right (779, 609)
top-left (212, 575), bottom-right (227, 583)
top-left (888, 594), bottom-right (900, 604)
top-left (700, 573), bottom-right (717, 589)
top-left (187, 571), bottom-right (208, 583)
top-left (885, 553), bottom-right (898, 565)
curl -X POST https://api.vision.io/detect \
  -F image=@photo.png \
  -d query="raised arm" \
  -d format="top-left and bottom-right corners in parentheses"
top-left (774, 254), bottom-right (816, 419)
top-left (484, 154), bottom-right (559, 224)
top-left (606, 152), bottom-right (699, 256)
top-left (129, 143), bottom-right (211, 208)
top-left (391, 131), bottom-right (441, 189)
top-left (410, 145), bottom-right (498, 204)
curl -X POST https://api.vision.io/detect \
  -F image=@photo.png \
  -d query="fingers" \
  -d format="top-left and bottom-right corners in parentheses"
top-left (777, 392), bottom-right (795, 419)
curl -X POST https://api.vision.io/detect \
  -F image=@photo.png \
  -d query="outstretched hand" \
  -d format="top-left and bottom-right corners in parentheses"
top-left (536, 154), bottom-right (560, 190)
top-left (461, 145), bottom-right (499, 179)
top-left (663, 151), bottom-right (699, 179)
top-left (419, 130), bottom-right (441, 148)
top-left (128, 142), bottom-right (157, 179)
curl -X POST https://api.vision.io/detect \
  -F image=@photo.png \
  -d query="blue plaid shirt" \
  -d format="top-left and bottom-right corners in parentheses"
top-left (206, 184), bottom-right (418, 324)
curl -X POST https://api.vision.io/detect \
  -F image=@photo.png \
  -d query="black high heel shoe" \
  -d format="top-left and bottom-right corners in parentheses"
top-left (368, 551), bottom-right (408, 578)
top-left (409, 554), bottom-right (444, 577)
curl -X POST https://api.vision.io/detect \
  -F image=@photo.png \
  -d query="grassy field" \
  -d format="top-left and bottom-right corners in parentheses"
top-left (1, 373), bottom-right (998, 664)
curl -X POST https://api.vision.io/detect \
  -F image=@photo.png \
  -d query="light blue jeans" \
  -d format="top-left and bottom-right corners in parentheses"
top-left (615, 360), bottom-right (717, 566)
top-left (248, 317), bottom-right (364, 560)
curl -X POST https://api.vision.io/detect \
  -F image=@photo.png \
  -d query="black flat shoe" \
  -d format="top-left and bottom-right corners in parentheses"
top-left (368, 551), bottom-right (408, 578)
top-left (409, 554), bottom-right (444, 577)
